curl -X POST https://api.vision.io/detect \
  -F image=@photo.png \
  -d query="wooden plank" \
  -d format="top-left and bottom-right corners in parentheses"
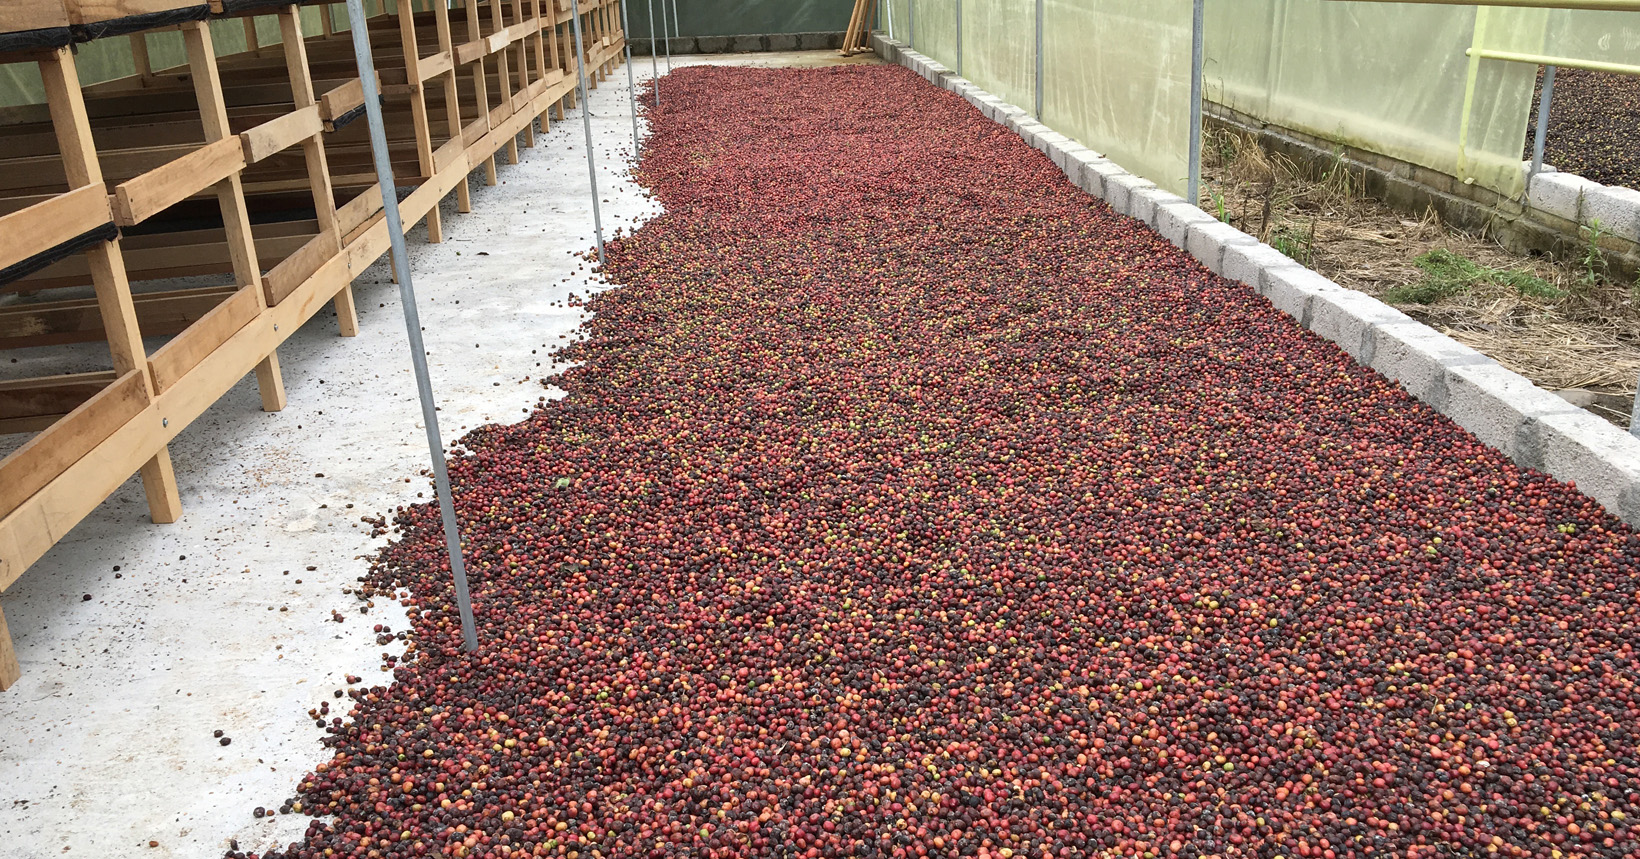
top-left (262, 231), bottom-right (338, 306)
top-left (0, 287), bottom-right (237, 349)
top-left (145, 284), bottom-right (260, 393)
top-left (65, 0), bottom-right (202, 25)
top-left (0, 370), bottom-right (147, 519)
top-left (319, 77), bottom-right (366, 123)
top-left (0, 603), bottom-right (19, 692)
top-left (12, 231), bottom-right (311, 291)
top-left (240, 105), bottom-right (322, 163)
top-left (0, 0), bottom-right (71, 32)
top-left (0, 184), bottom-right (112, 273)
top-left (419, 49), bottom-right (454, 81)
top-left (0, 371), bottom-right (118, 421)
top-left (336, 184), bottom-right (384, 237)
top-left (112, 137), bottom-right (244, 226)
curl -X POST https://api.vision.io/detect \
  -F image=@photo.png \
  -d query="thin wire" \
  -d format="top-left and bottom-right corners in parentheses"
top-left (343, 0), bottom-right (477, 652)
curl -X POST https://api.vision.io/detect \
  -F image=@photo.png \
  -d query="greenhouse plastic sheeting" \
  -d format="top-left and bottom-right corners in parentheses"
top-left (906, 0), bottom-right (958, 77)
top-left (1202, 4), bottom-right (1640, 201)
top-left (1045, 0), bottom-right (1192, 196)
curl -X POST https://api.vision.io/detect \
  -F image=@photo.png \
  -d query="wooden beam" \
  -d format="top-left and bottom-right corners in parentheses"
top-left (240, 104), bottom-right (323, 163)
top-left (0, 370), bottom-right (148, 519)
top-left (112, 137), bottom-right (245, 226)
top-left (0, 371), bottom-right (118, 422)
top-left (0, 287), bottom-right (238, 349)
top-left (0, 603), bottom-right (19, 692)
top-left (0, 184), bottom-right (112, 273)
top-left (146, 285), bottom-right (261, 393)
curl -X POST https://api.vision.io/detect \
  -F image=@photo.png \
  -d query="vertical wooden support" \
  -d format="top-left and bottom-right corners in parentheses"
top-left (183, 22), bottom-right (286, 413)
top-left (39, 47), bottom-right (182, 525)
top-left (560, 7), bottom-right (578, 110)
top-left (528, 0), bottom-right (550, 133)
top-left (242, 16), bottom-right (261, 55)
top-left (432, 0), bottom-right (471, 213)
top-left (514, 0), bottom-right (534, 148)
top-left (397, 3), bottom-right (446, 241)
top-left (547, 4), bottom-right (566, 120)
top-left (0, 603), bottom-right (20, 692)
top-left (490, 0), bottom-right (520, 165)
top-left (129, 33), bottom-right (153, 84)
top-left (466, 0), bottom-right (498, 185)
top-left (280, 6), bottom-right (359, 335)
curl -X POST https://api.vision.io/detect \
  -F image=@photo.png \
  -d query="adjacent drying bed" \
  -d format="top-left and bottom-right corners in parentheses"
top-left (0, 0), bottom-right (629, 690)
top-left (257, 65), bottom-right (1640, 859)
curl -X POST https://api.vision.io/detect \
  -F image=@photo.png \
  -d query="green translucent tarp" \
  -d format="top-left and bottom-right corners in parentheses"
top-left (887, 1), bottom-right (1640, 201)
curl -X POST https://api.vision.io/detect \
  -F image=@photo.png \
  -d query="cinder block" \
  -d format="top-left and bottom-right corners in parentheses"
top-left (1050, 140), bottom-right (1090, 172)
top-left (1104, 174), bottom-right (1156, 217)
top-left (1033, 130), bottom-right (1070, 157)
top-left (1533, 410), bottom-right (1640, 526)
top-left (1221, 242), bottom-right (1301, 293)
top-left (1526, 171), bottom-right (1598, 223)
top-left (1126, 188), bottom-right (1178, 226)
top-left (1153, 200), bottom-right (1215, 245)
top-left (1580, 185), bottom-right (1640, 242)
top-left (1060, 155), bottom-right (1085, 189)
top-left (1262, 266), bottom-right (1347, 328)
top-left (1016, 120), bottom-right (1050, 149)
top-left (1367, 322), bottom-right (1488, 406)
top-left (1304, 288), bottom-right (1416, 364)
top-left (1442, 361), bottom-right (1583, 462)
top-left (766, 33), bottom-right (798, 51)
top-left (1184, 220), bottom-right (1257, 275)
top-left (1078, 158), bottom-right (1124, 199)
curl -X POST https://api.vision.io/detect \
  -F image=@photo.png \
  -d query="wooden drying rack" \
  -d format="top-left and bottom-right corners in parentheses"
top-left (0, 0), bottom-right (628, 690)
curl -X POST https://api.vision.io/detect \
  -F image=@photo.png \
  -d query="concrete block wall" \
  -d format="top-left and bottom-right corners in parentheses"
top-left (874, 35), bottom-right (1640, 527)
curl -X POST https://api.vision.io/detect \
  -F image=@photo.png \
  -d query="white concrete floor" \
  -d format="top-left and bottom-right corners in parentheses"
top-left (0, 50), bottom-right (872, 859)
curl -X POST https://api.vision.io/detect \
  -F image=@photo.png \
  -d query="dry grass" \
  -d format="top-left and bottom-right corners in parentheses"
top-left (1200, 128), bottom-right (1640, 429)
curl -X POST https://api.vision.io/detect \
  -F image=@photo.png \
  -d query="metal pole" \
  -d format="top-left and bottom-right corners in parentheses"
top-left (570, 0), bottom-right (607, 264)
top-left (669, 0), bottom-right (680, 56)
top-left (342, 0), bottom-right (477, 653)
top-left (1187, 0), bottom-right (1205, 205)
top-left (647, 0), bottom-right (659, 105)
top-left (621, 0), bottom-right (639, 149)
top-left (908, 0), bottom-right (914, 48)
top-left (955, 0), bottom-right (962, 76)
top-left (1632, 374), bottom-right (1640, 439)
top-left (1530, 64), bottom-right (1556, 182)
top-left (660, 0), bottom-right (672, 73)
top-left (1033, 0), bottom-right (1043, 117)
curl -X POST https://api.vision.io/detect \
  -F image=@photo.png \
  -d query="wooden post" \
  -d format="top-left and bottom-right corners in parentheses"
top-left (431, 0), bottom-right (471, 213)
top-left (491, 0), bottom-right (521, 165)
top-left (528, 0), bottom-right (550, 139)
top-left (0, 603), bottom-right (19, 692)
top-left (396, 2), bottom-right (446, 240)
top-left (514, 0), bottom-right (535, 148)
top-left (547, 3), bottom-right (566, 120)
top-left (183, 22), bottom-right (287, 413)
top-left (466, 0), bottom-right (498, 185)
top-left (280, 6), bottom-right (360, 334)
top-left (38, 47), bottom-right (182, 525)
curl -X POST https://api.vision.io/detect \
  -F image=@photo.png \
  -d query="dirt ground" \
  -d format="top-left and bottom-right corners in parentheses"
top-left (1199, 129), bottom-right (1639, 429)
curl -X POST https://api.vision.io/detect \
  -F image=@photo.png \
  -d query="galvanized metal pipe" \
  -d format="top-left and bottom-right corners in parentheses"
top-left (1187, 0), bottom-right (1205, 205)
top-left (670, 0), bottom-right (681, 57)
top-left (661, 0), bottom-right (672, 73)
top-left (343, 0), bottom-right (477, 653)
top-left (647, 0), bottom-right (659, 105)
top-left (1468, 47), bottom-right (1640, 78)
top-left (570, 0), bottom-right (607, 264)
top-left (621, 0), bottom-right (639, 148)
top-left (1033, 0), bottom-right (1043, 117)
top-left (908, 0), bottom-right (914, 49)
top-left (955, 0), bottom-right (962, 76)
top-left (1530, 64), bottom-right (1556, 182)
